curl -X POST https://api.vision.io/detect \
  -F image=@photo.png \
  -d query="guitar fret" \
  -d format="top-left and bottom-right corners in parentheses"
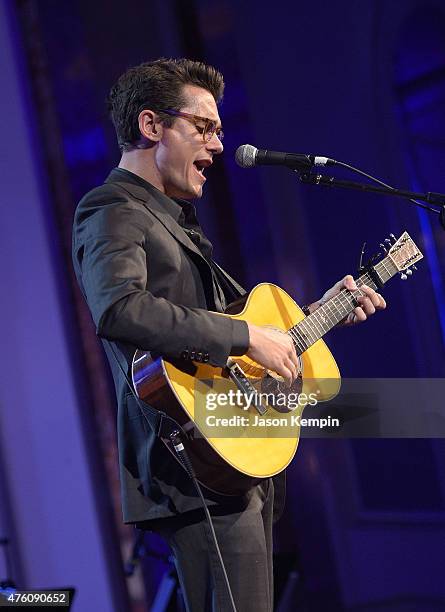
top-left (288, 253), bottom-right (400, 354)
top-left (289, 332), bottom-right (304, 353)
top-left (358, 273), bottom-right (375, 290)
top-left (379, 260), bottom-right (392, 282)
top-left (325, 298), bottom-right (342, 320)
top-left (322, 300), bottom-right (339, 328)
top-left (288, 327), bottom-right (307, 354)
top-left (300, 315), bottom-right (321, 343)
top-left (309, 310), bottom-right (326, 336)
top-left (294, 321), bottom-right (312, 352)
top-left (312, 314), bottom-right (328, 337)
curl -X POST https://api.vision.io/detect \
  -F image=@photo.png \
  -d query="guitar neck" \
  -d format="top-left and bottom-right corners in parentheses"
top-left (290, 256), bottom-right (398, 355)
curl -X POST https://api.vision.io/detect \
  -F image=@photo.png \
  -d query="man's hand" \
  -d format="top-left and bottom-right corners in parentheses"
top-left (246, 323), bottom-right (298, 386)
top-left (244, 275), bottom-right (385, 383)
top-left (310, 274), bottom-right (386, 326)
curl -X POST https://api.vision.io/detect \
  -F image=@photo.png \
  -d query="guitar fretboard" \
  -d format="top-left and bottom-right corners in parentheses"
top-left (289, 256), bottom-right (398, 355)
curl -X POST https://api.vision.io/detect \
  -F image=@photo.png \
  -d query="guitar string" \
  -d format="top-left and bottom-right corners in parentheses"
top-left (237, 247), bottom-right (417, 379)
top-left (288, 274), bottom-right (372, 351)
top-left (287, 259), bottom-right (395, 355)
top-left (238, 258), bottom-right (397, 376)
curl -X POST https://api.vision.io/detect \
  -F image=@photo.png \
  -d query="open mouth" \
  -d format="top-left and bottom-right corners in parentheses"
top-left (193, 159), bottom-right (212, 178)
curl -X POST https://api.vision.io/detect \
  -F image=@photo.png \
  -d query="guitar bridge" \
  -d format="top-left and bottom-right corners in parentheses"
top-left (226, 359), bottom-right (267, 416)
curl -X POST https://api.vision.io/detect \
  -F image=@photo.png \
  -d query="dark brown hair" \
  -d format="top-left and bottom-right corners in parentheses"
top-left (107, 58), bottom-right (225, 150)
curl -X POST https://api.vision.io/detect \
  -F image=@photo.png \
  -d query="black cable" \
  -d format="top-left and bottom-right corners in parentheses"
top-left (334, 160), bottom-right (440, 215)
top-left (106, 342), bottom-right (237, 611)
top-left (170, 431), bottom-right (238, 612)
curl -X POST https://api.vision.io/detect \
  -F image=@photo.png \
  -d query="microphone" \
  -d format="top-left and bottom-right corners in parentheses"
top-left (235, 144), bottom-right (336, 171)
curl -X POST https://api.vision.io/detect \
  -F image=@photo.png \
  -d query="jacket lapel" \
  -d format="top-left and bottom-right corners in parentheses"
top-left (111, 178), bottom-right (209, 265)
top-left (108, 176), bottom-right (224, 311)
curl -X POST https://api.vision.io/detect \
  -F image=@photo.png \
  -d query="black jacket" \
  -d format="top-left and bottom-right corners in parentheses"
top-left (72, 168), bottom-right (256, 523)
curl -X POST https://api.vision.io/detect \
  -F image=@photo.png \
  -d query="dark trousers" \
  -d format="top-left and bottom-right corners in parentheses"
top-left (151, 479), bottom-right (275, 612)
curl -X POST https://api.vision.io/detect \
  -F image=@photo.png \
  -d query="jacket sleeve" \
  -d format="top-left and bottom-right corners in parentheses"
top-left (73, 199), bottom-right (249, 367)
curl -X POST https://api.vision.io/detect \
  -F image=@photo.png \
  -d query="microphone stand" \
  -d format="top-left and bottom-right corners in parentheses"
top-left (297, 170), bottom-right (445, 231)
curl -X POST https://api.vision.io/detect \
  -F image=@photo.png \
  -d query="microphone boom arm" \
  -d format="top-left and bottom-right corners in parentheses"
top-left (298, 170), bottom-right (445, 230)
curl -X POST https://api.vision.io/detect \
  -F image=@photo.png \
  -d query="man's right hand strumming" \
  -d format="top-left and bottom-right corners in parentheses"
top-left (246, 323), bottom-right (299, 386)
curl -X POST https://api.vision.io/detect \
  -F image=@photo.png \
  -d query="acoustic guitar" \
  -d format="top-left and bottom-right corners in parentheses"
top-left (132, 231), bottom-right (423, 495)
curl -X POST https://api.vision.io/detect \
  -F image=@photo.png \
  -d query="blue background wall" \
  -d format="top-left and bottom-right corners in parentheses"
top-left (1, 1), bottom-right (444, 610)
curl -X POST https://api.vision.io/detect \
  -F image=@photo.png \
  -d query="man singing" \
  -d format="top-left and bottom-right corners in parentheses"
top-left (72, 58), bottom-right (385, 611)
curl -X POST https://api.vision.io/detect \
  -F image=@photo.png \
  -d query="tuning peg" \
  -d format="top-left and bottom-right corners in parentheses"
top-left (380, 243), bottom-right (387, 254)
top-left (400, 272), bottom-right (408, 280)
top-left (389, 233), bottom-right (396, 243)
top-left (412, 265), bottom-right (417, 271)
top-left (406, 268), bottom-right (413, 276)
top-left (384, 238), bottom-right (392, 246)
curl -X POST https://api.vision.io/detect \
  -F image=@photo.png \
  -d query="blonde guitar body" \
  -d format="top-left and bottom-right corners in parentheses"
top-left (133, 283), bottom-right (340, 495)
top-left (132, 231), bottom-right (422, 495)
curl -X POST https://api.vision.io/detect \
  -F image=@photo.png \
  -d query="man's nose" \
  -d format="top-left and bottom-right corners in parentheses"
top-left (206, 133), bottom-right (224, 155)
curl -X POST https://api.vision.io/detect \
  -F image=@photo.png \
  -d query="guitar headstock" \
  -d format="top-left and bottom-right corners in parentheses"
top-left (387, 231), bottom-right (423, 272)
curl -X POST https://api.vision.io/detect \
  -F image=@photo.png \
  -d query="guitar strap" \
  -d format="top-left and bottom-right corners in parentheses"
top-left (211, 260), bottom-right (247, 302)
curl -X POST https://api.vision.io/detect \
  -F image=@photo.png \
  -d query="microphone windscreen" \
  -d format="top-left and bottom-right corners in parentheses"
top-left (235, 144), bottom-right (257, 168)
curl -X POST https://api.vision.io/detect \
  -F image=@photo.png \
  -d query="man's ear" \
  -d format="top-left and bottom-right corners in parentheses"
top-left (138, 110), bottom-right (163, 143)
